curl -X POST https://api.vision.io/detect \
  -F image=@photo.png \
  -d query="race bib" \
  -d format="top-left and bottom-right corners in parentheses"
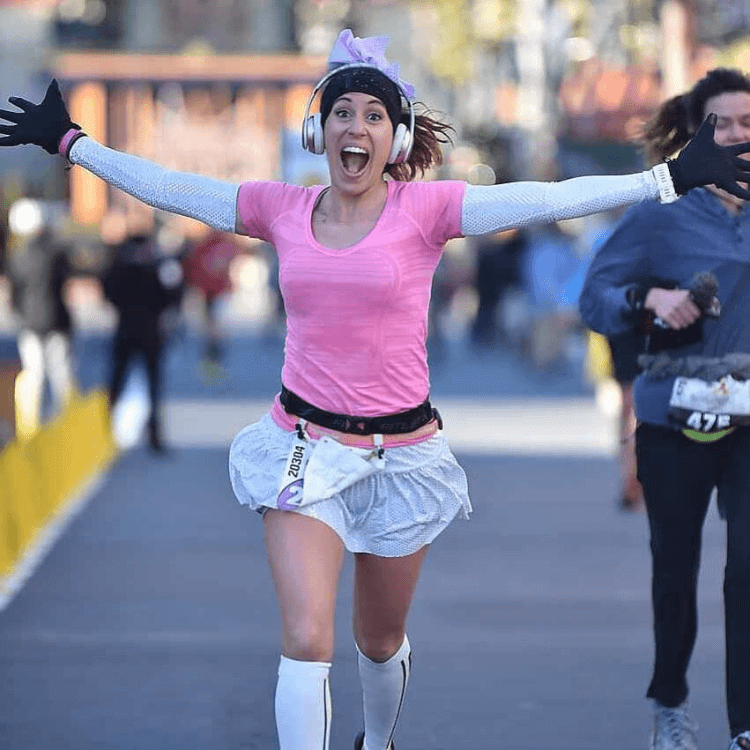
top-left (668, 375), bottom-right (750, 431)
top-left (276, 432), bottom-right (386, 510)
top-left (276, 436), bottom-right (312, 510)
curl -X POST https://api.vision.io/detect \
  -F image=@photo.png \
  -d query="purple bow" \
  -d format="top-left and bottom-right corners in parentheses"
top-left (328, 29), bottom-right (415, 100)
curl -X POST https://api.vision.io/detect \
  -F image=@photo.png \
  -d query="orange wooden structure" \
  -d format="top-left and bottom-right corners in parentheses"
top-left (51, 50), bottom-right (326, 226)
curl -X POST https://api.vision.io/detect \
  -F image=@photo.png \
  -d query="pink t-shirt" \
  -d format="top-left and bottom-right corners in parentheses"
top-left (237, 178), bottom-right (466, 417)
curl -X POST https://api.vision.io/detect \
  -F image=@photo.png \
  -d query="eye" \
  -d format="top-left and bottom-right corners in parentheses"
top-left (367, 111), bottom-right (383, 122)
top-left (334, 108), bottom-right (351, 119)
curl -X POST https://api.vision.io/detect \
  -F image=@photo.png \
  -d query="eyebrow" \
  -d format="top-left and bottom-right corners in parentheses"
top-left (335, 95), bottom-right (386, 108)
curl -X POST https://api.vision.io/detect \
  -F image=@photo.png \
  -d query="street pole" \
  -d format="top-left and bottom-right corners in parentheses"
top-left (660, 0), bottom-right (692, 97)
top-left (514, 0), bottom-right (556, 179)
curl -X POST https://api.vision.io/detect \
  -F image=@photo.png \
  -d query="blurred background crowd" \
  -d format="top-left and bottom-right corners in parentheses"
top-left (0, 0), bottom-right (748, 457)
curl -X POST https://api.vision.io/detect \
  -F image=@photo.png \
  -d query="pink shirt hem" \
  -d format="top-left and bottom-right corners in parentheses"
top-left (269, 396), bottom-right (437, 447)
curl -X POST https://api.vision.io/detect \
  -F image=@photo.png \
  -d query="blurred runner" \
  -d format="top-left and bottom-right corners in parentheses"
top-left (470, 228), bottom-right (527, 347)
top-left (580, 68), bottom-right (750, 750)
top-left (102, 222), bottom-right (184, 454)
top-left (7, 198), bottom-right (75, 434)
top-left (183, 229), bottom-right (239, 385)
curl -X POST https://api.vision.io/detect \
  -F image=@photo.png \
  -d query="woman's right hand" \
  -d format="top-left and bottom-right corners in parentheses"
top-left (0, 79), bottom-right (80, 155)
top-left (644, 288), bottom-right (701, 329)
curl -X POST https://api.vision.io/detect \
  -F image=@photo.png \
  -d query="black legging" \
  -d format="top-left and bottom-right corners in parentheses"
top-left (108, 325), bottom-right (164, 435)
top-left (636, 423), bottom-right (750, 737)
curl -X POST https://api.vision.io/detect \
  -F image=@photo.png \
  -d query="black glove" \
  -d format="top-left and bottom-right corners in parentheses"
top-left (668, 113), bottom-right (750, 200)
top-left (0, 79), bottom-right (81, 155)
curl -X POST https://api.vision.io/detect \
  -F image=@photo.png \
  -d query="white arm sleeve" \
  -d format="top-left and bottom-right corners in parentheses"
top-left (460, 170), bottom-right (661, 236)
top-left (68, 136), bottom-right (239, 233)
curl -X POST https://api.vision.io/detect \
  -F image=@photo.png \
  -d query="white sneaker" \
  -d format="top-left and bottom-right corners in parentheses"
top-left (727, 731), bottom-right (750, 750)
top-left (354, 732), bottom-right (394, 750)
top-left (650, 700), bottom-right (698, 750)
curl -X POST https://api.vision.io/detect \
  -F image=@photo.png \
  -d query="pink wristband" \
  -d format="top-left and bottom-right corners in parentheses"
top-left (58, 127), bottom-right (84, 158)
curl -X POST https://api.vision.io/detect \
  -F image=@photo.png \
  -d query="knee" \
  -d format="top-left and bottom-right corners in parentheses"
top-left (652, 565), bottom-right (699, 595)
top-left (651, 542), bottom-right (700, 581)
top-left (283, 619), bottom-right (334, 663)
top-left (356, 631), bottom-right (406, 663)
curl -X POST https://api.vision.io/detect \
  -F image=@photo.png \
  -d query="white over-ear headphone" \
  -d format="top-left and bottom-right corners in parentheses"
top-left (301, 63), bottom-right (415, 165)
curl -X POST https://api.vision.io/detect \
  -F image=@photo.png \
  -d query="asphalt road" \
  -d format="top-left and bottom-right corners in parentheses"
top-left (0, 333), bottom-right (731, 750)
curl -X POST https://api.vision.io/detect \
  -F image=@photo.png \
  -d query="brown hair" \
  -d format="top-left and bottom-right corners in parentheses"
top-left (640, 67), bottom-right (750, 165)
top-left (385, 103), bottom-right (455, 181)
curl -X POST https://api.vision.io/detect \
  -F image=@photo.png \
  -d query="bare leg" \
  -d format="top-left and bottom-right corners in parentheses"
top-left (353, 547), bottom-right (427, 659)
top-left (264, 509), bottom-right (344, 750)
top-left (619, 383), bottom-right (644, 511)
top-left (264, 508), bottom-right (345, 660)
top-left (353, 546), bottom-right (429, 750)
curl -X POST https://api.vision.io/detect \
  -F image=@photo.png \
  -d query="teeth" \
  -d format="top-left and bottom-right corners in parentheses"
top-left (340, 145), bottom-right (369, 175)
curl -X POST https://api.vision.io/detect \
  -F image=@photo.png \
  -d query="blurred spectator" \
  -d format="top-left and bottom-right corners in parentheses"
top-left (469, 228), bottom-right (527, 347)
top-left (0, 204), bottom-right (7, 273)
top-left (579, 209), bottom-right (645, 512)
top-left (266, 246), bottom-right (286, 334)
top-left (427, 251), bottom-right (458, 354)
top-left (607, 330), bottom-right (647, 511)
top-left (520, 221), bottom-right (588, 369)
top-left (183, 229), bottom-right (239, 385)
top-left (102, 221), bottom-right (184, 454)
top-left (425, 238), bottom-right (476, 356)
top-left (7, 198), bottom-right (75, 433)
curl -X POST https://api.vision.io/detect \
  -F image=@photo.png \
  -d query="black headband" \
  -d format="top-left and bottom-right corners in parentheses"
top-left (319, 67), bottom-right (403, 132)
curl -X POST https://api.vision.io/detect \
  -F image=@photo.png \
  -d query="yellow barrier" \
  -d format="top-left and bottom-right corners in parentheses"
top-left (585, 330), bottom-right (614, 385)
top-left (0, 389), bottom-right (117, 577)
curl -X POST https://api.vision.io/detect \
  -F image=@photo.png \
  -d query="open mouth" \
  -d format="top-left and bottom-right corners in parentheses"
top-left (341, 146), bottom-right (369, 175)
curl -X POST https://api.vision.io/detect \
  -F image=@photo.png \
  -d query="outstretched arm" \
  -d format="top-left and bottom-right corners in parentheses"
top-left (67, 138), bottom-right (239, 233)
top-left (461, 171), bottom-right (659, 236)
top-left (0, 80), bottom-right (241, 234)
top-left (460, 114), bottom-right (750, 237)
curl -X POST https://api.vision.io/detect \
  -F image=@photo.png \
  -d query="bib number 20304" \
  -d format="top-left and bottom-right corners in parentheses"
top-left (277, 437), bottom-right (312, 510)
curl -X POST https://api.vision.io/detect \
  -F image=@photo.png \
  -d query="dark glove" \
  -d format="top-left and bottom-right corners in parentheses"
top-left (668, 113), bottom-right (750, 200)
top-left (0, 79), bottom-right (81, 155)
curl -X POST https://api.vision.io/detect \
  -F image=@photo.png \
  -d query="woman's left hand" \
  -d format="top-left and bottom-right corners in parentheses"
top-left (668, 114), bottom-right (750, 200)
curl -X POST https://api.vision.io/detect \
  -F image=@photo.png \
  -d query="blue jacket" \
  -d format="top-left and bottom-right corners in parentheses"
top-left (579, 189), bottom-right (750, 427)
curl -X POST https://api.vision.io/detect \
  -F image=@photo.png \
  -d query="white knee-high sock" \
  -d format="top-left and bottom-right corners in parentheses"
top-left (357, 636), bottom-right (411, 750)
top-left (275, 655), bottom-right (332, 750)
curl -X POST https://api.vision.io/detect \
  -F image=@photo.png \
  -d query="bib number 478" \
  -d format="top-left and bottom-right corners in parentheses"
top-left (685, 411), bottom-right (731, 432)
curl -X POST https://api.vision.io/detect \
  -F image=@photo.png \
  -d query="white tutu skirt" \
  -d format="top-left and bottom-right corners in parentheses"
top-left (228, 414), bottom-right (472, 557)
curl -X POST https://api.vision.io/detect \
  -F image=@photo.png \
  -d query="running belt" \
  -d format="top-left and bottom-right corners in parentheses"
top-left (279, 385), bottom-right (442, 435)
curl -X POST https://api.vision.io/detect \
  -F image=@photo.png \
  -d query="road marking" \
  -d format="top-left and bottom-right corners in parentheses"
top-left (163, 397), bottom-right (619, 456)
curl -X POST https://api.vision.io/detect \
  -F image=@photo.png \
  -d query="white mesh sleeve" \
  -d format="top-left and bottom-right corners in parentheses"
top-left (68, 137), bottom-right (239, 233)
top-left (460, 170), bottom-right (661, 236)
